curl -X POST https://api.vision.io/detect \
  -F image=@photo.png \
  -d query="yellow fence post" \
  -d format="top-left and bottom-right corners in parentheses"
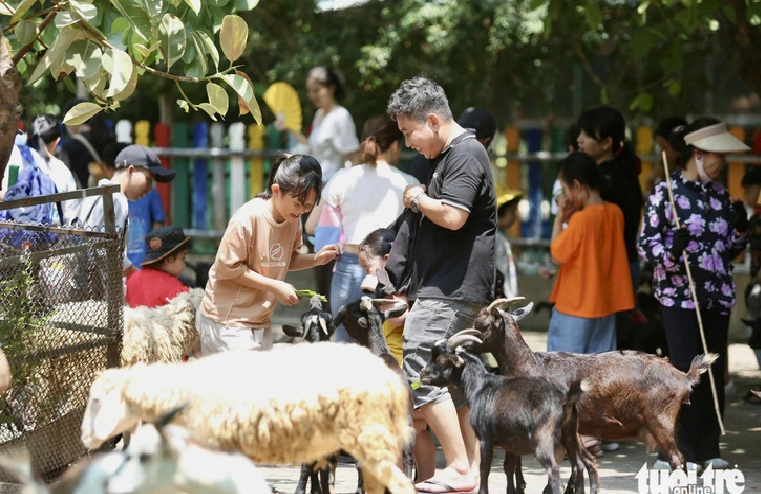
top-left (248, 124), bottom-right (264, 198)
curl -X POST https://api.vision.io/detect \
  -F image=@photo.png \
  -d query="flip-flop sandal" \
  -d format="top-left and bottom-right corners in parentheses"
top-left (415, 479), bottom-right (477, 494)
top-left (743, 389), bottom-right (761, 405)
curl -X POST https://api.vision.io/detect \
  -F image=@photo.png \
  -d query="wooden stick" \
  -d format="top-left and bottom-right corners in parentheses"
top-left (661, 151), bottom-right (725, 435)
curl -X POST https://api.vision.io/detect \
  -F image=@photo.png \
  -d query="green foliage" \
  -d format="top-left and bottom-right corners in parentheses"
top-left (2, 0), bottom-right (262, 124)
top-left (0, 261), bottom-right (56, 430)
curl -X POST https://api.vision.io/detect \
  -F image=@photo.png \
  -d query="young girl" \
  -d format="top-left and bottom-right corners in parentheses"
top-left (549, 152), bottom-right (634, 354)
top-left (125, 226), bottom-right (191, 308)
top-left (357, 228), bottom-right (435, 483)
top-left (197, 154), bottom-right (341, 355)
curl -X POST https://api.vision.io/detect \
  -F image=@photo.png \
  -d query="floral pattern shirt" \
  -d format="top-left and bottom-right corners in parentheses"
top-left (638, 173), bottom-right (748, 315)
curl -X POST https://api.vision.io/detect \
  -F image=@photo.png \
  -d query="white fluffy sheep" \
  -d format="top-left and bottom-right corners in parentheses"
top-left (121, 288), bottom-right (205, 366)
top-left (81, 342), bottom-right (414, 494)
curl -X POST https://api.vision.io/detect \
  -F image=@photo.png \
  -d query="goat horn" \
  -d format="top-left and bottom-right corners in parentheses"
top-left (447, 333), bottom-right (483, 349)
top-left (360, 298), bottom-right (373, 311)
top-left (434, 338), bottom-right (447, 347)
top-left (457, 329), bottom-right (484, 338)
top-left (487, 297), bottom-right (526, 312)
top-left (370, 298), bottom-right (399, 305)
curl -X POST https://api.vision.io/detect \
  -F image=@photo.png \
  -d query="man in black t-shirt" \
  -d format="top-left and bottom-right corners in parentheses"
top-left (387, 77), bottom-right (495, 493)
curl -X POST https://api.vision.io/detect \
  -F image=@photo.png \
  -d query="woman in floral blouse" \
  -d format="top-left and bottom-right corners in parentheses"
top-left (639, 118), bottom-right (750, 472)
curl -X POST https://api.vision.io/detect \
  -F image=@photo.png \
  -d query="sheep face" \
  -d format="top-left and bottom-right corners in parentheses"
top-left (81, 374), bottom-right (140, 449)
top-left (420, 341), bottom-right (465, 387)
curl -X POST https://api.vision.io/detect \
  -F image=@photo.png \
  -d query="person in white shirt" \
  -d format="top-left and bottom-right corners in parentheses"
top-left (277, 66), bottom-right (360, 181)
top-left (76, 144), bottom-right (175, 277)
top-left (306, 115), bottom-right (419, 342)
top-left (26, 114), bottom-right (80, 224)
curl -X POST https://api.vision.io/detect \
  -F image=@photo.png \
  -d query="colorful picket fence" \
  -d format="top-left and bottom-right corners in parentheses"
top-left (108, 120), bottom-right (761, 251)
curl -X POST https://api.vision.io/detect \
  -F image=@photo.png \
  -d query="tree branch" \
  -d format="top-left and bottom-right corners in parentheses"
top-left (572, 39), bottom-right (604, 88)
top-left (11, 11), bottom-right (57, 65)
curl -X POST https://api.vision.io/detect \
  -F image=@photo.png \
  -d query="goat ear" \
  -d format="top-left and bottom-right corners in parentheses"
top-left (510, 302), bottom-right (534, 321)
top-left (358, 317), bottom-right (368, 328)
top-left (382, 304), bottom-right (407, 320)
top-left (334, 306), bottom-right (346, 327)
top-left (282, 324), bottom-right (305, 338)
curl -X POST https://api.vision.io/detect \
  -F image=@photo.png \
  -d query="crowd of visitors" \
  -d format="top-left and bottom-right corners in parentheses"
top-left (1, 69), bottom-right (760, 486)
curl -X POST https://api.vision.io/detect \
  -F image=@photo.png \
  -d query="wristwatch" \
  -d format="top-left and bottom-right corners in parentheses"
top-left (410, 192), bottom-right (424, 214)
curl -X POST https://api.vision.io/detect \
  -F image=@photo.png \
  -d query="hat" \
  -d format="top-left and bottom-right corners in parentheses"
top-left (141, 226), bottom-right (191, 266)
top-left (684, 123), bottom-right (750, 153)
top-left (495, 183), bottom-right (523, 209)
top-left (114, 144), bottom-right (176, 182)
top-left (458, 107), bottom-right (496, 142)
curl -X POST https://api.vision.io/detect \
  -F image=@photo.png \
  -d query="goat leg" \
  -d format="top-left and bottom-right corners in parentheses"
top-left (514, 456), bottom-right (526, 494)
top-left (503, 453), bottom-right (520, 494)
top-left (479, 436), bottom-right (494, 494)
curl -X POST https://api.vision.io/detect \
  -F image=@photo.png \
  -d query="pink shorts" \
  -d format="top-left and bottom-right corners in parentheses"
top-left (196, 310), bottom-right (273, 356)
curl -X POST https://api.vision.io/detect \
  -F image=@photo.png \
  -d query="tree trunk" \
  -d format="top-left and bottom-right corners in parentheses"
top-left (0, 29), bottom-right (23, 186)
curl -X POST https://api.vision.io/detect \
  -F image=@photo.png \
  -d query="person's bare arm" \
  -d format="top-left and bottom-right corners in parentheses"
top-left (402, 185), bottom-right (469, 231)
top-left (305, 202), bottom-right (323, 235)
top-left (0, 348), bottom-right (11, 393)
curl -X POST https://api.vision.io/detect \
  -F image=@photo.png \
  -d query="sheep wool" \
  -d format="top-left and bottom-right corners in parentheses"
top-left (121, 288), bottom-right (204, 366)
top-left (82, 342), bottom-right (414, 494)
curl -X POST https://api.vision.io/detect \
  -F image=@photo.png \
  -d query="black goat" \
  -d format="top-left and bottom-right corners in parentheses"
top-left (420, 332), bottom-right (598, 494)
top-left (473, 297), bottom-right (718, 471)
top-left (282, 296), bottom-right (337, 494)
top-left (334, 296), bottom-right (416, 482)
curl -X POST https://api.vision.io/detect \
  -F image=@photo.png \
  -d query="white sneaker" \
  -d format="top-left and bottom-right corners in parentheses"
top-left (600, 441), bottom-right (620, 451)
top-left (652, 460), bottom-right (703, 473)
top-left (686, 462), bottom-right (703, 473)
top-left (703, 458), bottom-right (730, 469)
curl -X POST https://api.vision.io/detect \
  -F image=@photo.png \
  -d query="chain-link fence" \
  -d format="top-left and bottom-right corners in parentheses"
top-left (0, 186), bottom-right (124, 485)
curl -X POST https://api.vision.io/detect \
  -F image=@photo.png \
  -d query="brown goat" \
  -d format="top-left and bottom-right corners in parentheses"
top-left (473, 298), bottom-right (718, 471)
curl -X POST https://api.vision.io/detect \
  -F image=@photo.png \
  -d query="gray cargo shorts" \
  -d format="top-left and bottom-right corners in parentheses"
top-left (402, 298), bottom-right (483, 410)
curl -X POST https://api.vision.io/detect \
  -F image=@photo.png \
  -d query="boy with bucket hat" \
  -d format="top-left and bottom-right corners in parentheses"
top-left (126, 226), bottom-right (191, 308)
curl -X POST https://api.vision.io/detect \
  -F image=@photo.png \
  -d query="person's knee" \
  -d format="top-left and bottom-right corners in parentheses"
top-left (413, 417), bottom-right (428, 433)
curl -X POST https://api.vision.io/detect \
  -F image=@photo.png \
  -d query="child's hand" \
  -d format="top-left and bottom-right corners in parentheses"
top-left (274, 281), bottom-right (299, 306)
top-left (315, 243), bottom-right (342, 265)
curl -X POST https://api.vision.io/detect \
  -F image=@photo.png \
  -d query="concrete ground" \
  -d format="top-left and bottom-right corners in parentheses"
top-left (262, 325), bottom-right (761, 494)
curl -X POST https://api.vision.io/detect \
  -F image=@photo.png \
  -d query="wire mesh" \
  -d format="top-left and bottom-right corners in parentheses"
top-left (0, 219), bottom-right (124, 485)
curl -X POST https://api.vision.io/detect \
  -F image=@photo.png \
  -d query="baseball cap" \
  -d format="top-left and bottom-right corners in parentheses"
top-left (114, 144), bottom-right (175, 182)
top-left (458, 107), bottom-right (497, 142)
top-left (684, 123), bottom-right (750, 153)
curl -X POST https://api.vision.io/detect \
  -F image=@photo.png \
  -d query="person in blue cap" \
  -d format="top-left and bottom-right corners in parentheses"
top-left (76, 144), bottom-right (175, 278)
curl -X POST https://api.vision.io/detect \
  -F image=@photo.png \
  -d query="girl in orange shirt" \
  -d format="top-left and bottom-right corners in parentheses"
top-left (548, 152), bottom-right (635, 353)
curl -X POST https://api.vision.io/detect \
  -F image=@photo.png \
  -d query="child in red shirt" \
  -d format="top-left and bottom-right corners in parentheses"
top-left (126, 226), bottom-right (191, 308)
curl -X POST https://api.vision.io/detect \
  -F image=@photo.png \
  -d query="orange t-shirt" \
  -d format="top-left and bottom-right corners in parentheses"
top-left (550, 201), bottom-right (634, 318)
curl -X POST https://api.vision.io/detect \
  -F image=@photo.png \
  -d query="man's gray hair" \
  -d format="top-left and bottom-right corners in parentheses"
top-left (387, 76), bottom-right (453, 123)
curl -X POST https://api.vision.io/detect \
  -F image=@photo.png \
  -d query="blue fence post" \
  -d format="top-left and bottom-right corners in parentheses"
top-left (192, 122), bottom-right (214, 253)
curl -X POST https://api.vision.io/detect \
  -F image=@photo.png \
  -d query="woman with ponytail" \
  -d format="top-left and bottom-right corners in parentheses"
top-left (197, 154), bottom-right (342, 355)
top-left (306, 115), bottom-right (419, 342)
